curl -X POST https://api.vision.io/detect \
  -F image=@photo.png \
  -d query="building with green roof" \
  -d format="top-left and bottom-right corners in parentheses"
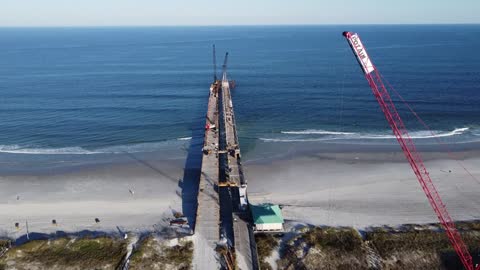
top-left (250, 203), bottom-right (284, 231)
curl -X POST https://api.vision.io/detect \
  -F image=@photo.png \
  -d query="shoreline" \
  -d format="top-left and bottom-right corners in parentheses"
top-left (0, 142), bottom-right (479, 238)
top-left (1, 137), bottom-right (479, 174)
top-left (0, 155), bottom-right (186, 238)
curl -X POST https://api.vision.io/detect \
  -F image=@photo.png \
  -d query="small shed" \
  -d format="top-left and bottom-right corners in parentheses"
top-left (250, 203), bottom-right (284, 231)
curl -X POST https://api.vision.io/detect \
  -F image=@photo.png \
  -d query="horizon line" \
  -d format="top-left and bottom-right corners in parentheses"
top-left (0, 22), bottom-right (479, 28)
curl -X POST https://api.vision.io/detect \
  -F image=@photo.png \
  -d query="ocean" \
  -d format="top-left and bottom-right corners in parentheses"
top-left (0, 25), bottom-right (479, 169)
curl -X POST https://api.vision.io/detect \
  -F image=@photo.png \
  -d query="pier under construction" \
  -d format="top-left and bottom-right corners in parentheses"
top-left (192, 48), bottom-right (258, 270)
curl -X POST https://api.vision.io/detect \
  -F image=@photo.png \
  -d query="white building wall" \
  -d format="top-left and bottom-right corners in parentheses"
top-left (239, 186), bottom-right (248, 210)
top-left (255, 223), bottom-right (283, 231)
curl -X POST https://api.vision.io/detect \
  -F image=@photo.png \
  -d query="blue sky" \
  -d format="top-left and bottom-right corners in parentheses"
top-left (1, 0), bottom-right (479, 26)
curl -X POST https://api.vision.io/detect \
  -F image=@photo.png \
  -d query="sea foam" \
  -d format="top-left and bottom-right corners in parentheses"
top-left (263, 127), bottom-right (474, 143)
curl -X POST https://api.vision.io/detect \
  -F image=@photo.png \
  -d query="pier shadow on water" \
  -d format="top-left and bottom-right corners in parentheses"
top-left (180, 121), bottom-right (204, 231)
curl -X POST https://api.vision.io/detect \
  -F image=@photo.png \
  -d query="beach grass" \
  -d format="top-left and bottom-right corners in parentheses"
top-left (274, 225), bottom-right (480, 270)
top-left (0, 240), bottom-right (10, 270)
top-left (455, 220), bottom-right (480, 231)
top-left (255, 233), bottom-right (279, 270)
top-left (0, 240), bottom-right (9, 249)
top-left (277, 227), bottom-right (368, 270)
top-left (0, 239), bottom-right (10, 255)
top-left (303, 227), bottom-right (363, 253)
top-left (364, 223), bottom-right (480, 269)
top-left (365, 229), bottom-right (452, 257)
top-left (0, 237), bottom-right (127, 270)
top-left (270, 222), bottom-right (480, 270)
top-left (129, 236), bottom-right (193, 270)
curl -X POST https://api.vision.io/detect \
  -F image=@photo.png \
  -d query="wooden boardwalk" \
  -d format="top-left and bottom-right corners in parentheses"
top-left (221, 80), bottom-right (257, 270)
top-left (192, 75), bottom-right (258, 270)
top-left (193, 82), bottom-right (221, 270)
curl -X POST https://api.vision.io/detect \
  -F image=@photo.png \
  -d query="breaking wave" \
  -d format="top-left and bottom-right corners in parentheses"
top-left (0, 136), bottom-right (193, 155)
top-left (262, 127), bottom-right (476, 143)
top-left (260, 138), bottom-right (331, 143)
top-left (281, 129), bottom-right (355, 135)
top-left (1, 127), bottom-right (476, 154)
top-left (360, 127), bottom-right (470, 139)
top-left (0, 145), bottom-right (98, 155)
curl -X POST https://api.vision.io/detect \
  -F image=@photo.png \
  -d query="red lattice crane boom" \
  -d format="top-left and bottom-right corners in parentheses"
top-left (343, 31), bottom-right (478, 270)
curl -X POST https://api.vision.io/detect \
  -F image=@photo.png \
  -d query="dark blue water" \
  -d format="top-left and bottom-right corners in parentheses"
top-left (0, 25), bottom-right (479, 156)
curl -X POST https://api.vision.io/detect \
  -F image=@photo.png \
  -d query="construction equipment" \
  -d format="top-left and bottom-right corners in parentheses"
top-left (218, 181), bottom-right (238, 187)
top-left (169, 217), bottom-right (188, 226)
top-left (213, 44), bottom-right (218, 82)
top-left (343, 31), bottom-right (479, 270)
top-left (220, 51), bottom-right (236, 89)
top-left (222, 52), bottom-right (229, 87)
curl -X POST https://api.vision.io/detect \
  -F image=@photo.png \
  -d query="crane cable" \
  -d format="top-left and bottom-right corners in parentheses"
top-left (380, 74), bottom-right (480, 186)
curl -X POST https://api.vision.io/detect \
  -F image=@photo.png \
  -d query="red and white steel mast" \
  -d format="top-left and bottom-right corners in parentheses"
top-left (343, 31), bottom-right (478, 270)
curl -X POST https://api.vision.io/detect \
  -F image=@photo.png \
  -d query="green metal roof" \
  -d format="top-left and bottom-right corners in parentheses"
top-left (250, 203), bottom-right (284, 224)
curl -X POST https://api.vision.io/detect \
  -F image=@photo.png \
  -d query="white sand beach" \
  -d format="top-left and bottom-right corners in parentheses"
top-left (0, 148), bottom-right (479, 239)
top-left (0, 157), bottom-right (185, 238)
top-left (246, 151), bottom-right (480, 228)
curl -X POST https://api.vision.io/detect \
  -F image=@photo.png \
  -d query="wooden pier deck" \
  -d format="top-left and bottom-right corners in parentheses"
top-left (192, 65), bottom-right (258, 269)
top-left (221, 80), bottom-right (244, 188)
top-left (193, 82), bottom-right (221, 270)
top-left (220, 80), bottom-right (257, 270)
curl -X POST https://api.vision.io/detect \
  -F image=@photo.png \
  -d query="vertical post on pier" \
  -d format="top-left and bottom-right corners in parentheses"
top-left (26, 220), bottom-right (30, 240)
